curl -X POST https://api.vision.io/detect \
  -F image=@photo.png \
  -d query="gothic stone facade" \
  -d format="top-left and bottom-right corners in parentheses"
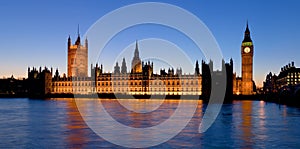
top-left (34, 24), bottom-right (256, 96)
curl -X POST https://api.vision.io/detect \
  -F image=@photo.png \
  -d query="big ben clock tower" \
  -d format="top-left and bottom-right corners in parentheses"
top-left (241, 22), bottom-right (254, 95)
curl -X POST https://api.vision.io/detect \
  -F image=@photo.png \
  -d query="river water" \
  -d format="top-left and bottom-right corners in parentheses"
top-left (0, 98), bottom-right (300, 148)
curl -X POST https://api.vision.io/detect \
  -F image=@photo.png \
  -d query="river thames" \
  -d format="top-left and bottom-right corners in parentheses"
top-left (0, 98), bottom-right (300, 148)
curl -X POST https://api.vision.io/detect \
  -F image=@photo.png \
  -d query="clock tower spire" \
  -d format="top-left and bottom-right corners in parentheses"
top-left (241, 22), bottom-right (254, 95)
top-left (243, 21), bottom-right (252, 43)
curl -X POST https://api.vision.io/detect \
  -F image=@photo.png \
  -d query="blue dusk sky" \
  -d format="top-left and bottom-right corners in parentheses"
top-left (0, 0), bottom-right (299, 87)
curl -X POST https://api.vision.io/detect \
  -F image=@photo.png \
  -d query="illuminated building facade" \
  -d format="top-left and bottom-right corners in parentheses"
top-left (28, 24), bottom-right (255, 97)
top-left (53, 41), bottom-right (202, 95)
top-left (263, 62), bottom-right (300, 92)
top-left (67, 28), bottom-right (88, 77)
top-left (240, 22), bottom-right (254, 95)
top-left (276, 62), bottom-right (300, 88)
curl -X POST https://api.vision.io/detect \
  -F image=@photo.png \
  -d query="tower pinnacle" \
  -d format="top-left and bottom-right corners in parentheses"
top-left (131, 40), bottom-right (142, 73)
top-left (243, 21), bottom-right (252, 42)
top-left (77, 24), bottom-right (80, 37)
top-left (75, 24), bottom-right (81, 45)
top-left (245, 21), bottom-right (250, 34)
top-left (68, 35), bottom-right (71, 47)
top-left (134, 40), bottom-right (139, 58)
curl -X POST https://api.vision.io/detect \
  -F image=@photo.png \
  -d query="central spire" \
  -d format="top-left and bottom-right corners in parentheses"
top-left (134, 40), bottom-right (139, 58)
top-left (131, 40), bottom-right (142, 73)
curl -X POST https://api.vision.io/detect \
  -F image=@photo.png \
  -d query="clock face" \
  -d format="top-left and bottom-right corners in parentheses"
top-left (244, 47), bottom-right (251, 53)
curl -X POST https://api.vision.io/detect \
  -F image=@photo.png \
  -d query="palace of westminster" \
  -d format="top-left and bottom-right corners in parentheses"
top-left (25, 23), bottom-right (256, 97)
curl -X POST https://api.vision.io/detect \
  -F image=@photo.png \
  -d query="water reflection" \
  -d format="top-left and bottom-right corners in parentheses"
top-left (240, 100), bottom-right (254, 148)
top-left (75, 99), bottom-right (199, 148)
top-left (101, 99), bottom-right (179, 128)
top-left (257, 101), bottom-right (267, 142)
top-left (65, 99), bottom-right (89, 148)
top-left (1, 99), bottom-right (300, 148)
top-left (0, 99), bottom-right (29, 148)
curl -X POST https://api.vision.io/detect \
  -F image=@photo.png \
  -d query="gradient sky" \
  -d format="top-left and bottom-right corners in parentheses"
top-left (0, 0), bottom-right (299, 87)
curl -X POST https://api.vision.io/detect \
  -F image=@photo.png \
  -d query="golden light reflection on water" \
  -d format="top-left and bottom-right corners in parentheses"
top-left (100, 99), bottom-right (199, 128)
top-left (256, 100), bottom-right (268, 144)
top-left (60, 98), bottom-right (202, 147)
top-left (59, 99), bottom-right (273, 148)
top-left (258, 101), bottom-right (266, 131)
top-left (282, 105), bottom-right (287, 118)
top-left (65, 99), bottom-right (89, 148)
top-left (240, 100), bottom-right (253, 148)
top-left (3, 98), bottom-right (300, 148)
